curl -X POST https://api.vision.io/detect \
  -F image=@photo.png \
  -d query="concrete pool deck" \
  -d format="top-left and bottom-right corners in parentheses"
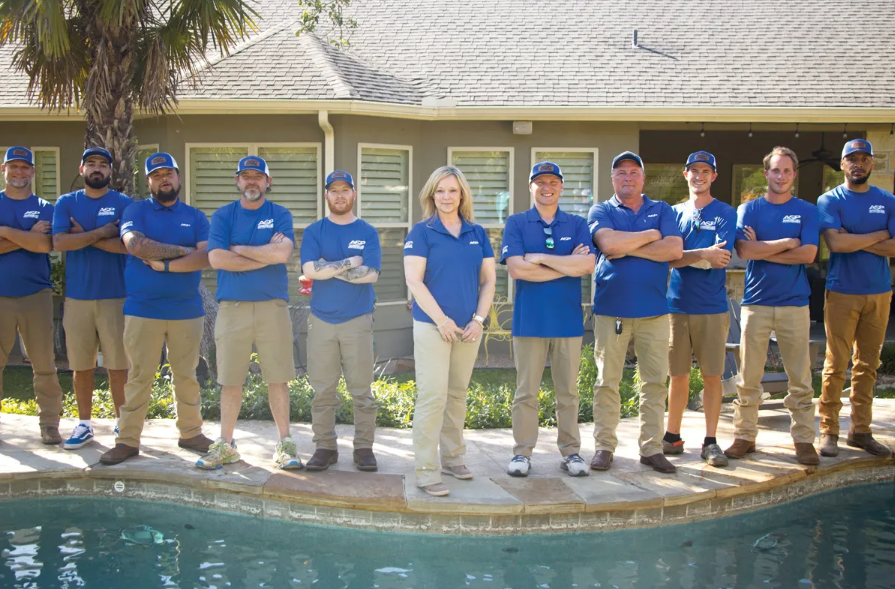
top-left (1, 399), bottom-right (894, 534)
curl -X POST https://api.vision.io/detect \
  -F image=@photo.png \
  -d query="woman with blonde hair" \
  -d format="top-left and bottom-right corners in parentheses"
top-left (403, 166), bottom-right (497, 497)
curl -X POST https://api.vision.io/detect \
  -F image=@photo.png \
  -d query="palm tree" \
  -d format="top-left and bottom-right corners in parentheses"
top-left (0, 0), bottom-right (259, 195)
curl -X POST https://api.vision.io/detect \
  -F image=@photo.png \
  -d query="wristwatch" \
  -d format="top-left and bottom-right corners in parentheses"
top-left (472, 314), bottom-right (485, 326)
top-left (164, 260), bottom-right (170, 273)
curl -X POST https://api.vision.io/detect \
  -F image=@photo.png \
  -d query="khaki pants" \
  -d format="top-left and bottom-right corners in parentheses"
top-left (592, 314), bottom-right (669, 457)
top-left (733, 305), bottom-right (815, 443)
top-left (0, 289), bottom-right (63, 427)
top-left (214, 300), bottom-right (296, 386)
top-left (512, 336), bottom-right (582, 457)
top-left (307, 313), bottom-right (377, 450)
top-left (412, 320), bottom-right (481, 487)
top-left (117, 315), bottom-right (205, 447)
top-left (820, 290), bottom-right (891, 435)
top-left (62, 297), bottom-right (128, 371)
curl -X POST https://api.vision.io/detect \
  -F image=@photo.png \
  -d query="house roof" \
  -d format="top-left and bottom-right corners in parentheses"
top-left (1, 0), bottom-right (894, 117)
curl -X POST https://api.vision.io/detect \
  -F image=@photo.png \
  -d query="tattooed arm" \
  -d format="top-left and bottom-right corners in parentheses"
top-left (333, 265), bottom-right (380, 284)
top-left (143, 242), bottom-right (210, 273)
top-left (301, 256), bottom-right (364, 280)
top-left (122, 230), bottom-right (192, 260)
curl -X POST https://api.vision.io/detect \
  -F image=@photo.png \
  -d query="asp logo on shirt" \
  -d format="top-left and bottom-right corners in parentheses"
top-left (98, 207), bottom-right (116, 216)
top-left (23, 210), bottom-right (40, 219)
top-left (869, 205), bottom-right (886, 214)
top-left (257, 219), bottom-right (274, 229)
top-left (347, 240), bottom-right (366, 250)
top-left (782, 215), bottom-right (801, 224)
top-left (404, 241), bottom-right (413, 249)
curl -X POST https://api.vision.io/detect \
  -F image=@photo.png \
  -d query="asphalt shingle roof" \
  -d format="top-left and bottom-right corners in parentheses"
top-left (2, 0), bottom-right (894, 109)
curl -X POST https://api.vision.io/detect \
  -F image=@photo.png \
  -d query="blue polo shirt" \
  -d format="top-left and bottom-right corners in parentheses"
top-left (52, 189), bottom-right (133, 300)
top-left (0, 192), bottom-right (53, 297)
top-left (588, 195), bottom-right (681, 318)
top-left (208, 200), bottom-right (295, 303)
top-left (818, 184), bottom-right (895, 295)
top-left (404, 216), bottom-right (494, 326)
top-left (500, 207), bottom-right (595, 337)
top-left (119, 197), bottom-right (210, 320)
top-left (736, 196), bottom-right (819, 307)
top-left (300, 217), bottom-right (381, 323)
top-left (667, 199), bottom-right (737, 315)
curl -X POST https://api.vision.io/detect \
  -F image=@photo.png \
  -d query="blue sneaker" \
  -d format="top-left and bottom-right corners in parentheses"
top-left (63, 424), bottom-right (95, 450)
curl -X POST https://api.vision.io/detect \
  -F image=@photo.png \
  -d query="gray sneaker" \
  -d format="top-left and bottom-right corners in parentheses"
top-left (701, 443), bottom-right (729, 467)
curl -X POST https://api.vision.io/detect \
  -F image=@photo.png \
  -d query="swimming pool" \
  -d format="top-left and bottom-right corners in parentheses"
top-left (1, 482), bottom-right (893, 588)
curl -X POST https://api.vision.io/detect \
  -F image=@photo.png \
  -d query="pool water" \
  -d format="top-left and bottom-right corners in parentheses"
top-left (1, 482), bottom-right (894, 589)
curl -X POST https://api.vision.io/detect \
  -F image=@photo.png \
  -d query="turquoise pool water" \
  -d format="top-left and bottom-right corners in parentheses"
top-left (1, 482), bottom-right (894, 588)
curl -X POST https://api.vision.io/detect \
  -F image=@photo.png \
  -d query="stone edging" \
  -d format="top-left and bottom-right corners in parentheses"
top-left (1, 460), bottom-right (893, 535)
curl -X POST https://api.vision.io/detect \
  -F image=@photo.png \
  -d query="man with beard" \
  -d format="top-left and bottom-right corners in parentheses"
top-left (0, 147), bottom-right (64, 444)
top-left (663, 152), bottom-right (736, 467)
top-left (299, 170), bottom-right (381, 471)
top-left (816, 139), bottom-right (895, 457)
top-left (196, 156), bottom-right (301, 470)
top-left (727, 146), bottom-right (820, 466)
top-left (100, 152), bottom-right (214, 464)
top-left (52, 147), bottom-right (133, 449)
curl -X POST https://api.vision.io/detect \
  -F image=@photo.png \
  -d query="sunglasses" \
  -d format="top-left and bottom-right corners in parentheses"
top-left (543, 226), bottom-right (554, 249)
top-left (693, 208), bottom-right (702, 233)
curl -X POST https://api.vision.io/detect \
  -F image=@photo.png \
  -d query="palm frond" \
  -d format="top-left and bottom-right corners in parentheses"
top-left (0, 0), bottom-right (74, 58)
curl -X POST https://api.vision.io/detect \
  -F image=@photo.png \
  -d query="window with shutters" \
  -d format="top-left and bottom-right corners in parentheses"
top-left (531, 148), bottom-right (598, 307)
top-left (644, 164), bottom-right (689, 205)
top-left (1, 147), bottom-right (60, 202)
top-left (357, 144), bottom-right (412, 304)
top-left (135, 143), bottom-right (160, 200)
top-left (185, 143), bottom-right (321, 227)
top-left (448, 147), bottom-right (513, 299)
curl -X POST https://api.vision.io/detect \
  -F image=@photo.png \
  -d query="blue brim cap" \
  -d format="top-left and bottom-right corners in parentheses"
top-left (685, 150), bottom-right (717, 171)
top-left (3, 146), bottom-right (34, 166)
top-left (530, 161), bottom-right (563, 182)
top-left (325, 170), bottom-right (355, 188)
top-left (82, 146), bottom-right (113, 164)
top-left (612, 151), bottom-right (644, 170)
top-left (842, 139), bottom-right (873, 158)
top-left (145, 152), bottom-right (179, 175)
top-left (237, 156), bottom-right (270, 176)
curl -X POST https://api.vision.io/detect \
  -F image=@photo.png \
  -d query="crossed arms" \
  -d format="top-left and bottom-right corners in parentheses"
top-left (0, 220), bottom-right (53, 254)
top-left (53, 218), bottom-right (127, 254)
top-left (592, 228), bottom-right (683, 263)
top-left (822, 228), bottom-right (895, 257)
top-left (301, 254), bottom-right (380, 284)
top-left (209, 232), bottom-right (294, 273)
top-left (123, 230), bottom-right (209, 272)
top-left (735, 226), bottom-right (817, 265)
top-left (506, 243), bottom-right (596, 282)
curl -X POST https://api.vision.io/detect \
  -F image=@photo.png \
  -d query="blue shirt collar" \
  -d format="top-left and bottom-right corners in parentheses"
top-left (425, 214), bottom-right (476, 237)
top-left (524, 206), bottom-right (569, 226)
top-left (150, 197), bottom-right (183, 212)
top-left (609, 194), bottom-right (655, 211)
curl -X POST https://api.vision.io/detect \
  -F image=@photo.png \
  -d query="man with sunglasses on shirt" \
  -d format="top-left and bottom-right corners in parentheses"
top-left (588, 151), bottom-right (683, 474)
top-left (501, 162), bottom-right (596, 477)
top-left (663, 151), bottom-right (737, 467)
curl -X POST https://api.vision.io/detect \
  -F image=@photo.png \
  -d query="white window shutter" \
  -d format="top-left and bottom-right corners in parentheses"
top-left (32, 149), bottom-right (58, 202)
top-left (359, 148), bottom-right (409, 223)
top-left (189, 147), bottom-right (247, 215)
top-left (534, 151), bottom-right (594, 216)
top-left (451, 150), bottom-right (510, 224)
top-left (258, 147), bottom-right (319, 224)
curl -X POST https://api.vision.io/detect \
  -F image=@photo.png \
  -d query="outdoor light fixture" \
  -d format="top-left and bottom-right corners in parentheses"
top-left (843, 124), bottom-right (848, 138)
top-left (890, 123), bottom-right (893, 137)
top-left (700, 122), bottom-right (705, 138)
top-left (748, 123), bottom-right (753, 138)
top-left (794, 124), bottom-right (800, 138)
top-left (513, 121), bottom-right (533, 135)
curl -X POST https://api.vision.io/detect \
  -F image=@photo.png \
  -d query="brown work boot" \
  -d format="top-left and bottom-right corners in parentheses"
top-left (306, 448), bottom-right (339, 471)
top-left (847, 432), bottom-right (892, 456)
top-left (354, 448), bottom-right (378, 472)
top-left (724, 438), bottom-right (756, 459)
top-left (40, 426), bottom-right (62, 445)
top-left (100, 443), bottom-right (139, 465)
top-left (640, 453), bottom-right (677, 474)
top-left (819, 434), bottom-right (839, 457)
top-left (178, 434), bottom-right (214, 453)
top-left (794, 442), bottom-right (820, 465)
top-left (590, 450), bottom-right (613, 471)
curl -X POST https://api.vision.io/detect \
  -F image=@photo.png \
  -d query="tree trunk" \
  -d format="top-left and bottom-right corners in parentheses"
top-left (83, 10), bottom-right (138, 196)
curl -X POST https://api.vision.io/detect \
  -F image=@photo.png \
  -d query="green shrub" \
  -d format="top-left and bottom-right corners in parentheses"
top-left (880, 342), bottom-right (895, 375)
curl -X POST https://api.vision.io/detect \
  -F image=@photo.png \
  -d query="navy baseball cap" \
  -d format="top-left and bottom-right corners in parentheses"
top-left (144, 152), bottom-right (179, 175)
top-left (81, 146), bottom-right (113, 165)
top-left (325, 170), bottom-right (355, 188)
top-left (842, 139), bottom-right (873, 158)
top-left (3, 146), bottom-right (33, 166)
top-left (237, 156), bottom-right (270, 176)
top-left (529, 161), bottom-right (563, 182)
top-left (612, 151), bottom-right (644, 170)
top-left (685, 151), bottom-right (717, 171)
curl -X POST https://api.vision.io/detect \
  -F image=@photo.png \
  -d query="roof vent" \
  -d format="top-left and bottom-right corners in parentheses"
top-left (632, 29), bottom-right (639, 48)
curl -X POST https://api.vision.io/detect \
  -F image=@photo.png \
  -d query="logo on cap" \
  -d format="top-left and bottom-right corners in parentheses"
top-left (331, 171), bottom-right (347, 179)
top-left (537, 163), bottom-right (555, 172)
top-left (12, 149), bottom-right (28, 157)
top-left (244, 158), bottom-right (260, 167)
top-left (151, 155), bottom-right (166, 166)
top-left (695, 153), bottom-right (710, 161)
top-left (853, 141), bottom-right (868, 149)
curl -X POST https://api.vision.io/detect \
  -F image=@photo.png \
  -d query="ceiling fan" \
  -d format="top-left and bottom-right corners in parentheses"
top-left (798, 135), bottom-right (841, 171)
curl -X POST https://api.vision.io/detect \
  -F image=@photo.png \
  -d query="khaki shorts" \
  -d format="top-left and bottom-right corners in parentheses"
top-left (215, 299), bottom-right (296, 386)
top-left (62, 298), bottom-right (128, 371)
top-left (668, 312), bottom-right (730, 377)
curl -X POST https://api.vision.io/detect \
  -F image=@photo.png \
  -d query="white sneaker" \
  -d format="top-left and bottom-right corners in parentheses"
top-left (507, 455), bottom-right (531, 477)
top-left (561, 453), bottom-right (589, 477)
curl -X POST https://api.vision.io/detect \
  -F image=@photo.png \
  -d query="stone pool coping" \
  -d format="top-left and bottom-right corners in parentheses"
top-left (1, 400), bottom-right (894, 535)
